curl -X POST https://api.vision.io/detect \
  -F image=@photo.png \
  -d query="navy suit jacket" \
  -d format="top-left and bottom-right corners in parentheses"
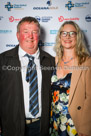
top-left (0, 45), bottom-right (55, 136)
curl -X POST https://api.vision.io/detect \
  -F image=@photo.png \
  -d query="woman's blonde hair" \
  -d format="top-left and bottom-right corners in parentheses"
top-left (54, 21), bottom-right (90, 65)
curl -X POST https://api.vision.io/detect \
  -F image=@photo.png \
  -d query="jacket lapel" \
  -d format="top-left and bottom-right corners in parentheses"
top-left (68, 67), bottom-right (82, 106)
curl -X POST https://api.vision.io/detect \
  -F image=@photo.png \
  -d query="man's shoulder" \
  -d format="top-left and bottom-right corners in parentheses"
top-left (39, 48), bottom-right (54, 59)
top-left (39, 48), bottom-right (55, 66)
top-left (0, 45), bottom-right (18, 57)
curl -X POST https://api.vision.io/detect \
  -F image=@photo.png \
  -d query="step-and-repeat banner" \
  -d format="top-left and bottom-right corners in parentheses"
top-left (0, 0), bottom-right (91, 56)
top-left (0, 0), bottom-right (91, 135)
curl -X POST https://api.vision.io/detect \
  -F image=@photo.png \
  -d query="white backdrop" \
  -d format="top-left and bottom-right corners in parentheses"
top-left (0, 0), bottom-right (91, 56)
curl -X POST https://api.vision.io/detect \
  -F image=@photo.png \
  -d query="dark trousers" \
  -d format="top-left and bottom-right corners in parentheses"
top-left (25, 120), bottom-right (40, 136)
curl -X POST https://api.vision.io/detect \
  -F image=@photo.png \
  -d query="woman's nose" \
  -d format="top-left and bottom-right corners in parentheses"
top-left (66, 33), bottom-right (70, 38)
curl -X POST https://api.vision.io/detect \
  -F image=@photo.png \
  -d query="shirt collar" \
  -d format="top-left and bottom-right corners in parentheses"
top-left (18, 46), bottom-right (40, 60)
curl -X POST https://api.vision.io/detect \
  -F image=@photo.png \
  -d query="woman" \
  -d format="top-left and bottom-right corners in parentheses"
top-left (49, 21), bottom-right (91, 136)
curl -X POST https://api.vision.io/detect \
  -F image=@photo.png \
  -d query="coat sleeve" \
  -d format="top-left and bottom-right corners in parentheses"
top-left (79, 58), bottom-right (91, 135)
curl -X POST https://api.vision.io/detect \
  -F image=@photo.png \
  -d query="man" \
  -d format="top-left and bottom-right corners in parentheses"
top-left (0, 16), bottom-right (55, 136)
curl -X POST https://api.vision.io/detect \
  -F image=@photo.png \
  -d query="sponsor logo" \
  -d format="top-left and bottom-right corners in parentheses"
top-left (38, 40), bottom-right (44, 46)
top-left (35, 16), bottom-right (52, 22)
top-left (44, 42), bottom-right (55, 46)
top-left (58, 16), bottom-right (79, 22)
top-left (65, 1), bottom-right (74, 10)
top-left (65, 1), bottom-right (89, 10)
top-left (33, 0), bottom-right (58, 10)
top-left (6, 44), bottom-right (16, 47)
top-left (85, 14), bottom-right (91, 22)
top-left (0, 30), bottom-right (12, 34)
top-left (47, 0), bottom-right (52, 6)
top-left (38, 40), bottom-right (55, 46)
top-left (75, 2), bottom-right (89, 8)
top-left (5, 2), bottom-right (13, 11)
top-left (5, 2), bottom-right (27, 11)
top-left (9, 16), bottom-right (21, 22)
top-left (82, 30), bottom-right (87, 33)
top-left (50, 30), bottom-right (58, 34)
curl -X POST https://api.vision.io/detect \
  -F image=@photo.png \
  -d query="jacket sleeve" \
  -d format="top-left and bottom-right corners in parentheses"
top-left (79, 58), bottom-right (91, 135)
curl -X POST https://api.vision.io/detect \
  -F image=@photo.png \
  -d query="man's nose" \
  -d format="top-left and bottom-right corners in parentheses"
top-left (28, 32), bottom-right (33, 37)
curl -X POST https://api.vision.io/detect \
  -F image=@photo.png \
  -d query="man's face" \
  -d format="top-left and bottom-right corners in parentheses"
top-left (17, 22), bottom-right (40, 54)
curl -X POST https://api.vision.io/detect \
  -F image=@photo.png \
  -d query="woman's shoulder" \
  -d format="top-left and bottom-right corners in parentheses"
top-left (83, 56), bottom-right (91, 67)
top-left (86, 56), bottom-right (91, 64)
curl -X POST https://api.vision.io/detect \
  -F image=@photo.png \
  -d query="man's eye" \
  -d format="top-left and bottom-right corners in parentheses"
top-left (33, 31), bottom-right (38, 34)
top-left (24, 31), bottom-right (28, 33)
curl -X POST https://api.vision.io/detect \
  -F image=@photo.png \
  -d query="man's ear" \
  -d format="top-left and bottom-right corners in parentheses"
top-left (16, 32), bottom-right (19, 41)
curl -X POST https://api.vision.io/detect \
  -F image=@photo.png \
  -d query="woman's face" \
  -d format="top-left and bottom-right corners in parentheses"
top-left (60, 24), bottom-right (77, 50)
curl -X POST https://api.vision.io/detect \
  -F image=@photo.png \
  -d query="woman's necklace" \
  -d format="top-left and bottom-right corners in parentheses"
top-left (62, 57), bottom-right (74, 64)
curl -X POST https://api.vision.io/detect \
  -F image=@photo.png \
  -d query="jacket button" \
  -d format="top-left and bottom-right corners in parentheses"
top-left (77, 106), bottom-right (81, 110)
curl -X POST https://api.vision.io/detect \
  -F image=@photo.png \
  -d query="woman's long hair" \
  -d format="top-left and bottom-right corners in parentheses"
top-left (54, 21), bottom-right (90, 65)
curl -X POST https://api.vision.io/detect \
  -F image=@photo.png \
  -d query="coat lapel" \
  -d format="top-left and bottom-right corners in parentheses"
top-left (68, 67), bottom-right (82, 106)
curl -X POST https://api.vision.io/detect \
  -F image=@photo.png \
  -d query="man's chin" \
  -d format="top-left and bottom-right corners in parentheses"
top-left (26, 46), bottom-right (38, 54)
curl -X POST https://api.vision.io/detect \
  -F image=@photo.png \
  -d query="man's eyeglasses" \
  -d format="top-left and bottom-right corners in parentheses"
top-left (60, 31), bottom-right (77, 38)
